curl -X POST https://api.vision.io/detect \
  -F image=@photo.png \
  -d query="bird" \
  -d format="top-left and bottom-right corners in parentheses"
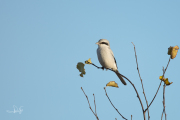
top-left (96, 39), bottom-right (127, 85)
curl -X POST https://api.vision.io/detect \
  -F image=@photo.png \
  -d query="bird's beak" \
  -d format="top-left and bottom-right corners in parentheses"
top-left (96, 42), bottom-right (99, 45)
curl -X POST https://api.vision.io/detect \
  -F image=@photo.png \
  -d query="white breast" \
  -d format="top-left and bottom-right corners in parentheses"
top-left (97, 45), bottom-right (117, 71)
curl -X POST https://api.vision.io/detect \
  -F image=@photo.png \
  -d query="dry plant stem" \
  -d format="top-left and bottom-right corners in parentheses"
top-left (164, 58), bottom-right (171, 73)
top-left (161, 83), bottom-right (167, 120)
top-left (145, 81), bottom-right (162, 112)
top-left (92, 63), bottom-right (104, 69)
top-left (131, 115), bottom-right (132, 120)
top-left (92, 63), bottom-right (145, 120)
top-left (145, 58), bottom-right (171, 112)
top-left (81, 87), bottom-right (99, 120)
top-left (132, 42), bottom-right (150, 119)
top-left (161, 111), bottom-right (163, 120)
top-left (93, 94), bottom-right (97, 114)
top-left (104, 87), bottom-right (127, 120)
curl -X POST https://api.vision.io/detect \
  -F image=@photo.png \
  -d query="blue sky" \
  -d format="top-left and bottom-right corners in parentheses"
top-left (0, 0), bottom-right (180, 120)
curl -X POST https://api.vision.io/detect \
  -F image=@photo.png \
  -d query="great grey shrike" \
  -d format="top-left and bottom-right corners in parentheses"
top-left (96, 39), bottom-right (127, 85)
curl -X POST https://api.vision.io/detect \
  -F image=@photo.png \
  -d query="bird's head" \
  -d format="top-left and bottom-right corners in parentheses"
top-left (96, 39), bottom-right (110, 47)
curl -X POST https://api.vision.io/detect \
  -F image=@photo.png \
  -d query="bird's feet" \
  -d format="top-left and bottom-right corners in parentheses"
top-left (102, 67), bottom-right (105, 70)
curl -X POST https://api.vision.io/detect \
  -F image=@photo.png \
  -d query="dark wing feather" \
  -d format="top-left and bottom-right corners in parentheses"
top-left (110, 48), bottom-right (118, 69)
top-left (113, 55), bottom-right (118, 69)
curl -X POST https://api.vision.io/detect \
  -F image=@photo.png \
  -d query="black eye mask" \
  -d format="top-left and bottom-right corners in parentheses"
top-left (100, 42), bottom-right (108, 46)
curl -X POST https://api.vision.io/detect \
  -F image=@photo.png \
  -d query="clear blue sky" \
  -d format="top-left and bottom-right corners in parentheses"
top-left (0, 0), bottom-right (180, 120)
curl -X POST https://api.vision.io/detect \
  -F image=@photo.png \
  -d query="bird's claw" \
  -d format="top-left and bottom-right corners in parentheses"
top-left (102, 67), bottom-right (105, 70)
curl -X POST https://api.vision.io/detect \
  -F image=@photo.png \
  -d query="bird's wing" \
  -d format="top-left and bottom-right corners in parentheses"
top-left (109, 48), bottom-right (118, 69)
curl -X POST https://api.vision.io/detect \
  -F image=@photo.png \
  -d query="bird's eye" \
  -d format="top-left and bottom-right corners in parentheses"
top-left (101, 42), bottom-right (108, 46)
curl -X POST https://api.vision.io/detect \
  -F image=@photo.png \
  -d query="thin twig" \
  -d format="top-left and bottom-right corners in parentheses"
top-left (81, 87), bottom-right (99, 120)
top-left (145, 81), bottom-right (162, 112)
top-left (161, 83), bottom-right (167, 120)
top-left (165, 111), bottom-right (167, 120)
top-left (92, 63), bottom-right (104, 69)
top-left (164, 84), bottom-right (167, 120)
top-left (145, 58), bottom-right (171, 112)
top-left (92, 63), bottom-right (113, 72)
top-left (104, 87), bottom-right (127, 120)
top-left (161, 110), bottom-right (163, 120)
top-left (132, 42), bottom-right (150, 119)
top-left (131, 115), bottom-right (132, 120)
top-left (164, 58), bottom-right (171, 73)
top-left (93, 94), bottom-right (97, 114)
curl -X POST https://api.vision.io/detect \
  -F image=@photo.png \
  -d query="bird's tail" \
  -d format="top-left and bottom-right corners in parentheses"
top-left (115, 70), bottom-right (127, 85)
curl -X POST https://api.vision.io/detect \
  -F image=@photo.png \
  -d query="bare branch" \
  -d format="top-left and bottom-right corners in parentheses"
top-left (104, 87), bottom-right (127, 120)
top-left (93, 94), bottom-right (97, 114)
top-left (132, 42), bottom-right (150, 119)
top-left (161, 111), bottom-right (163, 120)
top-left (145, 81), bottom-right (162, 112)
top-left (81, 87), bottom-right (99, 120)
top-left (145, 58), bottom-right (171, 112)
top-left (164, 58), bottom-right (171, 73)
top-left (161, 83), bottom-right (167, 120)
top-left (131, 115), bottom-right (132, 120)
top-left (91, 63), bottom-right (113, 72)
top-left (92, 63), bottom-right (104, 69)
